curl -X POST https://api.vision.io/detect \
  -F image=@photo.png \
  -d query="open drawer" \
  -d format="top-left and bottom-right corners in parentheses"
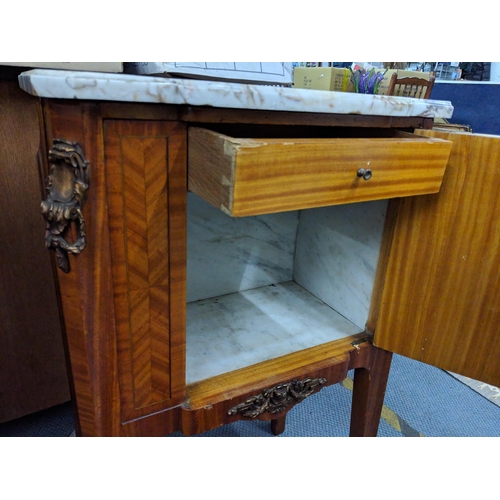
top-left (188, 127), bottom-right (452, 217)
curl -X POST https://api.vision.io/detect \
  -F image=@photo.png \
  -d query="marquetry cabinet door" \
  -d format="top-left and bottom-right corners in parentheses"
top-left (374, 130), bottom-right (500, 387)
top-left (104, 120), bottom-right (187, 423)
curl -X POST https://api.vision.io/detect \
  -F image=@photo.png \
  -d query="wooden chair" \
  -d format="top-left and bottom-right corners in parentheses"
top-left (386, 72), bottom-right (436, 99)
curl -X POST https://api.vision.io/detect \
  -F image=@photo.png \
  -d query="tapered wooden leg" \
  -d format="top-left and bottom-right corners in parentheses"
top-left (271, 415), bottom-right (286, 436)
top-left (349, 345), bottom-right (392, 437)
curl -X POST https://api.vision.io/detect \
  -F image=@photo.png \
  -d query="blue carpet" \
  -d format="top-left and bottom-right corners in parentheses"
top-left (0, 402), bottom-right (74, 437)
top-left (1, 354), bottom-right (499, 437)
top-left (383, 354), bottom-right (500, 437)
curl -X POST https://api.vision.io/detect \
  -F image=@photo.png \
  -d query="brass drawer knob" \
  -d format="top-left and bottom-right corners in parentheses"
top-left (357, 168), bottom-right (372, 181)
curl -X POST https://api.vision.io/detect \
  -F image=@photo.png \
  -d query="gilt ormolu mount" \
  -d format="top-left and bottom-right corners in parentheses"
top-left (228, 377), bottom-right (327, 418)
top-left (41, 139), bottom-right (90, 273)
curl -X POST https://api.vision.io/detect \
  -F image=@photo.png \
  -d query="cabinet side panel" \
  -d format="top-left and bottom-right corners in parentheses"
top-left (375, 130), bottom-right (500, 387)
top-left (104, 120), bottom-right (186, 422)
top-left (41, 100), bottom-right (122, 436)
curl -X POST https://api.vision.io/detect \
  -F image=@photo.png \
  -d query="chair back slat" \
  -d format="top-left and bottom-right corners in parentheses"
top-left (386, 73), bottom-right (436, 99)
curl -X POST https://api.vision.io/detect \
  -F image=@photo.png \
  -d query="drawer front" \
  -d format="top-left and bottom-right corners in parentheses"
top-left (188, 127), bottom-right (452, 217)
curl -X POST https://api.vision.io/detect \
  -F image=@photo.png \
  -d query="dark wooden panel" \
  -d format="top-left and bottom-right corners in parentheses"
top-left (0, 69), bottom-right (70, 423)
top-left (180, 106), bottom-right (432, 129)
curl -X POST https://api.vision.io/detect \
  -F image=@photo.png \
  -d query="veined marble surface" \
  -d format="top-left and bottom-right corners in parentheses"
top-left (185, 198), bottom-right (386, 382)
top-left (186, 281), bottom-right (361, 384)
top-left (187, 194), bottom-right (386, 330)
top-left (18, 69), bottom-right (454, 118)
top-left (294, 201), bottom-right (388, 330)
top-left (187, 193), bottom-right (298, 303)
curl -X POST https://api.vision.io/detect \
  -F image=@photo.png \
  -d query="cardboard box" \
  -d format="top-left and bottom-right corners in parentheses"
top-left (1, 62), bottom-right (123, 72)
top-left (377, 70), bottom-right (431, 95)
top-left (125, 62), bottom-right (293, 85)
top-left (293, 67), bottom-right (432, 96)
top-left (293, 67), bottom-right (354, 92)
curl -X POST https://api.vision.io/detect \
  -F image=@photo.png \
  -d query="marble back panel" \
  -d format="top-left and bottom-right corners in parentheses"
top-left (187, 193), bottom-right (299, 303)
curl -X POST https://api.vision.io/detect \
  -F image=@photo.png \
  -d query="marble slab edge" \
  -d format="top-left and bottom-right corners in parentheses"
top-left (18, 69), bottom-right (454, 119)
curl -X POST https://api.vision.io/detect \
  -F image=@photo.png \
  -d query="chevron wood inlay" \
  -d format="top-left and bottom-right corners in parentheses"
top-left (122, 137), bottom-right (151, 290)
top-left (145, 140), bottom-right (170, 287)
top-left (129, 288), bottom-right (153, 408)
top-left (121, 136), bottom-right (170, 290)
top-left (104, 120), bottom-right (186, 422)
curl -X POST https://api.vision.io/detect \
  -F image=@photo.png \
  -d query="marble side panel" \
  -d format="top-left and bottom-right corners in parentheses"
top-left (186, 281), bottom-right (361, 384)
top-left (293, 201), bottom-right (388, 330)
top-left (187, 193), bottom-right (299, 303)
top-left (19, 69), bottom-right (454, 118)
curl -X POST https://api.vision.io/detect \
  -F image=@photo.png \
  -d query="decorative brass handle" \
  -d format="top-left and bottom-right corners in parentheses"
top-left (357, 168), bottom-right (372, 181)
top-left (41, 139), bottom-right (90, 273)
top-left (227, 377), bottom-right (327, 418)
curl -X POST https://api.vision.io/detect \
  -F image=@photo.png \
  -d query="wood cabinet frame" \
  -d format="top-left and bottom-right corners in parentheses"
top-left (38, 98), bottom-right (499, 437)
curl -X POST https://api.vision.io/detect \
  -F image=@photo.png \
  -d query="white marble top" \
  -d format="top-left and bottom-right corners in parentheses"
top-left (18, 69), bottom-right (454, 119)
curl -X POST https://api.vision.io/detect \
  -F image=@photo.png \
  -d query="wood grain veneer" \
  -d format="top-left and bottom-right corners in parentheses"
top-left (104, 120), bottom-right (187, 422)
top-left (34, 99), bottom-right (449, 437)
top-left (42, 100), bottom-right (119, 436)
top-left (375, 130), bottom-right (500, 387)
top-left (41, 100), bottom-right (186, 436)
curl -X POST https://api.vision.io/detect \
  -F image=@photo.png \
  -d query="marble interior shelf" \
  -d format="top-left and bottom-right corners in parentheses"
top-left (18, 69), bottom-right (454, 118)
top-left (186, 281), bottom-right (361, 384)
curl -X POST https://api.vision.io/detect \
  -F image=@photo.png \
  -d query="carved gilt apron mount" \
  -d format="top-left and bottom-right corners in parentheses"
top-left (228, 377), bottom-right (327, 419)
